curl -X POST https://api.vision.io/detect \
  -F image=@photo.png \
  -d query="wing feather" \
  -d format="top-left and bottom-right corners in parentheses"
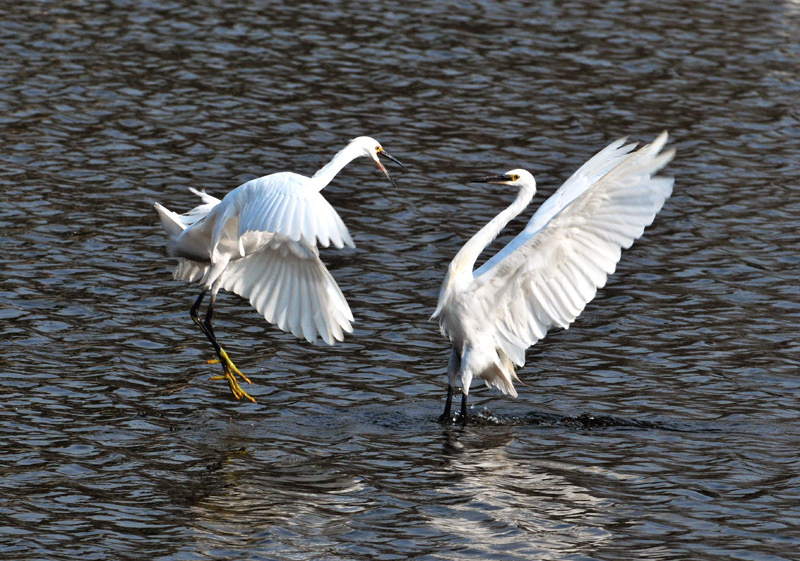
top-left (272, 257), bottom-right (291, 329)
top-left (299, 274), bottom-right (316, 342)
top-left (233, 174), bottom-right (355, 250)
top-left (473, 132), bottom-right (674, 361)
top-left (173, 258), bottom-right (207, 284)
top-left (214, 238), bottom-right (352, 345)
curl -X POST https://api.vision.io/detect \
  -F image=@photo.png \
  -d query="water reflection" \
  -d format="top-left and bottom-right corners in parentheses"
top-left (188, 454), bottom-right (368, 555)
top-left (432, 428), bottom-right (613, 559)
top-left (2, 0), bottom-right (800, 559)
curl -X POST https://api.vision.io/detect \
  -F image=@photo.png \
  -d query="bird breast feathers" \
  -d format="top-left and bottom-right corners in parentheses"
top-left (435, 270), bottom-right (492, 341)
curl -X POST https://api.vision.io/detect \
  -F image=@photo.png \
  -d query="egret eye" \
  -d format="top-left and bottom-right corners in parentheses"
top-left (375, 146), bottom-right (382, 153)
top-left (510, 174), bottom-right (520, 181)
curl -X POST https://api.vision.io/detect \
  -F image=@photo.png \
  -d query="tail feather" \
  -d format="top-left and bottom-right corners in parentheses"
top-left (154, 189), bottom-right (221, 251)
top-left (154, 202), bottom-right (186, 239)
top-left (481, 349), bottom-right (521, 397)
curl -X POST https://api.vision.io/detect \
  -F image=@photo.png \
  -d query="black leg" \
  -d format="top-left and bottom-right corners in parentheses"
top-left (459, 392), bottom-right (468, 424)
top-left (190, 290), bottom-right (207, 331)
top-left (439, 385), bottom-right (454, 422)
top-left (204, 291), bottom-right (217, 340)
top-left (191, 290), bottom-right (223, 357)
top-left (189, 290), bottom-right (255, 403)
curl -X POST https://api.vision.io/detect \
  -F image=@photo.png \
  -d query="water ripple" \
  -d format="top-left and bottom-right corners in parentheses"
top-left (2, 0), bottom-right (800, 559)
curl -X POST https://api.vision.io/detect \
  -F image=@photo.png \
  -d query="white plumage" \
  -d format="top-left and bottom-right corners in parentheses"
top-left (159, 182), bottom-right (353, 346)
top-left (433, 132), bottom-right (675, 421)
top-left (154, 136), bottom-right (403, 402)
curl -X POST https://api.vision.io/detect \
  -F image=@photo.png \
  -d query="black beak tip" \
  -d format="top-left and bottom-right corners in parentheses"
top-left (382, 151), bottom-right (406, 171)
top-left (471, 174), bottom-right (511, 184)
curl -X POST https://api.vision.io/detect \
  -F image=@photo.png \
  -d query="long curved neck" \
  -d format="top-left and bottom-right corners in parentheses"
top-left (450, 185), bottom-right (535, 277)
top-left (310, 142), bottom-right (364, 191)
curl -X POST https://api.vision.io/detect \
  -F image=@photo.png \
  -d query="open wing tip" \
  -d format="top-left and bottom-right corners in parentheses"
top-left (322, 234), bottom-right (356, 250)
top-left (342, 232), bottom-right (356, 249)
top-left (306, 233), bottom-right (323, 247)
top-left (650, 131), bottom-right (671, 154)
top-left (661, 146), bottom-right (677, 166)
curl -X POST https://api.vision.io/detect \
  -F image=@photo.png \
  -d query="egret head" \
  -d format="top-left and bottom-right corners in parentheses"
top-left (472, 169), bottom-right (536, 195)
top-left (351, 136), bottom-right (405, 188)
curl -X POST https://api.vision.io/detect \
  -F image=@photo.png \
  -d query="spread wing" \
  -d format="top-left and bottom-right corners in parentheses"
top-left (216, 173), bottom-right (355, 253)
top-left (471, 132), bottom-right (675, 366)
top-left (173, 237), bottom-right (353, 345)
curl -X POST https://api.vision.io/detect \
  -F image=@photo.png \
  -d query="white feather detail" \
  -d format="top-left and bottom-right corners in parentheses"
top-left (472, 132), bottom-right (674, 367)
top-left (435, 132), bottom-right (675, 397)
top-left (215, 237), bottom-right (353, 345)
top-left (232, 173), bottom-right (355, 251)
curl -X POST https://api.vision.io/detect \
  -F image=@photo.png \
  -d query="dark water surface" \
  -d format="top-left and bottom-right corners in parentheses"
top-left (2, 1), bottom-right (800, 559)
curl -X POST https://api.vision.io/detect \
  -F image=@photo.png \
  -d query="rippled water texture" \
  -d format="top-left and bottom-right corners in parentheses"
top-left (2, 1), bottom-right (800, 559)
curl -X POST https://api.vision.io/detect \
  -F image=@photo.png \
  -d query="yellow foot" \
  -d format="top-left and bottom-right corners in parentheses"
top-left (208, 347), bottom-right (256, 403)
top-left (211, 370), bottom-right (256, 403)
top-left (218, 348), bottom-right (252, 385)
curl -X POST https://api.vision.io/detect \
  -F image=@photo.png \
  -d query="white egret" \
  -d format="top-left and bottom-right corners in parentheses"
top-left (154, 136), bottom-right (404, 403)
top-left (432, 132), bottom-right (675, 422)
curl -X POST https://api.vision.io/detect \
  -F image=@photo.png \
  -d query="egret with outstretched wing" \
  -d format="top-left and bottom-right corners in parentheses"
top-left (433, 132), bottom-right (674, 422)
top-left (155, 136), bottom-right (403, 403)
